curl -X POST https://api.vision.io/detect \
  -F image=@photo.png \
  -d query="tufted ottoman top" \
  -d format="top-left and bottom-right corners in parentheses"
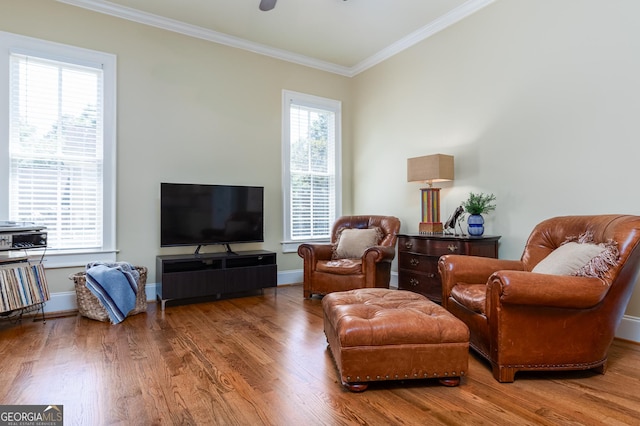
top-left (322, 288), bottom-right (469, 347)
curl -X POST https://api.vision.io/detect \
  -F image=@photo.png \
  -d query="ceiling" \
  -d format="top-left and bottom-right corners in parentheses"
top-left (56, 0), bottom-right (494, 76)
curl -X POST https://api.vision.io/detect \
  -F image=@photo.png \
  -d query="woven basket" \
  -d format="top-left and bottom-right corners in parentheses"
top-left (70, 266), bottom-right (148, 322)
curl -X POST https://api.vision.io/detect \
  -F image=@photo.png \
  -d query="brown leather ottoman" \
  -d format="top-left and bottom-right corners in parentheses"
top-left (322, 288), bottom-right (469, 392)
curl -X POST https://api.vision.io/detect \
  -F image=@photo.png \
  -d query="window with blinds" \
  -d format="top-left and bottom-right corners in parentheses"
top-left (282, 90), bottom-right (341, 247)
top-left (1, 32), bottom-right (116, 260)
top-left (9, 54), bottom-right (103, 249)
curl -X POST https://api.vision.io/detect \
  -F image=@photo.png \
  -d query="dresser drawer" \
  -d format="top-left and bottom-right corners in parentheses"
top-left (397, 233), bottom-right (501, 303)
top-left (399, 236), bottom-right (463, 257)
top-left (398, 269), bottom-right (441, 302)
top-left (398, 254), bottom-right (438, 275)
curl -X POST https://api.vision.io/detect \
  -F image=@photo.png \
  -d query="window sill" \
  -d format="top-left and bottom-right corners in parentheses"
top-left (13, 249), bottom-right (118, 269)
top-left (281, 239), bottom-right (330, 253)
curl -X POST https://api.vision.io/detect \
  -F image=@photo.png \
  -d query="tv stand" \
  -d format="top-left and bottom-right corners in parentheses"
top-left (156, 250), bottom-right (276, 310)
top-left (223, 244), bottom-right (237, 255)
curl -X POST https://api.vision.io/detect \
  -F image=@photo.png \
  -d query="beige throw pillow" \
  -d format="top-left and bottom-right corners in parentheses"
top-left (532, 242), bottom-right (606, 276)
top-left (333, 228), bottom-right (381, 259)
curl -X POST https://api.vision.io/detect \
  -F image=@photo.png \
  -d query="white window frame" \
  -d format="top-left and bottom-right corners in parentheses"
top-left (281, 90), bottom-right (342, 253)
top-left (0, 32), bottom-right (117, 267)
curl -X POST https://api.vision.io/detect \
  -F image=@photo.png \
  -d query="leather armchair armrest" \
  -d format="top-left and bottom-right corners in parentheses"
top-left (440, 255), bottom-right (523, 281)
top-left (488, 270), bottom-right (608, 309)
top-left (298, 243), bottom-right (333, 271)
top-left (363, 245), bottom-right (396, 264)
top-left (439, 255), bottom-right (524, 299)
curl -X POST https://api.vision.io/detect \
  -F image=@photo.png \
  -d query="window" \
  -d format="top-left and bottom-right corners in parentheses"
top-left (282, 90), bottom-right (341, 251)
top-left (0, 32), bottom-right (116, 266)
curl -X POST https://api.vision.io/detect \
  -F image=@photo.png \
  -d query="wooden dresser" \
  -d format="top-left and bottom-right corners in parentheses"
top-left (397, 234), bottom-right (500, 303)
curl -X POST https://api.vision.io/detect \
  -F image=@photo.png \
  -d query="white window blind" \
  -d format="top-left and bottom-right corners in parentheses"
top-left (9, 54), bottom-right (103, 250)
top-left (1, 32), bottom-right (116, 262)
top-left (283, 91), bottom-right (341, 246)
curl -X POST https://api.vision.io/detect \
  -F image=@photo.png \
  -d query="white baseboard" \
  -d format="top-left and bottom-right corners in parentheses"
top-left (43, 269), bottom-right (304, 313)
top-left (42, 290), bottom-right (77, 313)
top-left (41, 269), bottom-right (640, 343)
top-left (278, 268), bottom-right (303, 285)
top-left (615, 314), bottom-right (640, 342)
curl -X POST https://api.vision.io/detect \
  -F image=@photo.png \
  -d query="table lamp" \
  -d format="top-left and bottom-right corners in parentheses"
top-left (407, 154), bottom-right (454, 233)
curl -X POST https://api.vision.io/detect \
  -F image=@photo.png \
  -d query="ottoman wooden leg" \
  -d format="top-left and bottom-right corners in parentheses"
top-left (438, 377), bottom-right (461, 387)
top-left (343, 381), bottom-right (368, 392)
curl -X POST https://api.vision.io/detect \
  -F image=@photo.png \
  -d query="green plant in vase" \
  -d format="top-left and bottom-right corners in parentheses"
top-left (462, 192), bottom-right (496, 236)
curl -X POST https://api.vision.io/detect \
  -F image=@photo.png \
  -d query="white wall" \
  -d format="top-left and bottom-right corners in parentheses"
top-left (352, 0), bottom-right (640, 320)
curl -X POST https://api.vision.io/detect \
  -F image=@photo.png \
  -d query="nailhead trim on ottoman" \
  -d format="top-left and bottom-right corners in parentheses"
top-left (322, 288), bottom-right (470, 392)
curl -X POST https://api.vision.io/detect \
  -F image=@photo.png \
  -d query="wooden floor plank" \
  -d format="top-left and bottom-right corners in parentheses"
top-left (1, 284), bottom-right (639, 425)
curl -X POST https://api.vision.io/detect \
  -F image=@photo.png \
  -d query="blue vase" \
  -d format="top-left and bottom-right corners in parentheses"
top-left (467, 214), bottom-right (484, 236)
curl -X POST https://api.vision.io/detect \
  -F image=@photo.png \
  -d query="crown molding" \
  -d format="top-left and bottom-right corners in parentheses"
top-left (350, 0), bottom-right (495, 76)
top-left (56, 0), bottom-right (494, 78)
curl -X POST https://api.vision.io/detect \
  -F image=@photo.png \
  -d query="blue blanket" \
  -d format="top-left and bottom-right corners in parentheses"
top-left (85, 262), bottom-right (139, 324)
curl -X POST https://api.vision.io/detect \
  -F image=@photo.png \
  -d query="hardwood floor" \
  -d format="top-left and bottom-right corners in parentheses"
top-left (1, 284), bottom-right (639, 425)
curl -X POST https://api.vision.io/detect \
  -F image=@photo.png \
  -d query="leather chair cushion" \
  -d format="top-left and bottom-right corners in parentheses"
top-left (316, 259), bottom-right (363, 275)
top-left (450, 283), bottom-right (487, 314)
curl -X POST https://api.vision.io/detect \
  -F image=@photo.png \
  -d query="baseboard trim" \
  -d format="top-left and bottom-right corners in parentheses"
top-left (616, 314), bottom-right (640, 343)
top-left (278, 269), bottom-right (303, 285)
top-left (42, 269), bottom-right (305, 314)
top-left (40, 269), bottom-right (640, 343)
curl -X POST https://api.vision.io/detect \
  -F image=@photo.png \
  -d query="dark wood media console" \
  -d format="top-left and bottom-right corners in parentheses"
top-left (156, 250), bottom-right (277, 310)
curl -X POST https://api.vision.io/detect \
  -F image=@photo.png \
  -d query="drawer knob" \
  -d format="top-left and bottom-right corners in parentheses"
top-left (427, 273), bottom-right (435, 278)
top-left (404, 242), bottom-right (413, 249)
top-left (409, 278), bottom-right (419, 287)
top-left (448, 244), bottom-right (459, 252)
top-left (410, 258), bottom-right (420, 266)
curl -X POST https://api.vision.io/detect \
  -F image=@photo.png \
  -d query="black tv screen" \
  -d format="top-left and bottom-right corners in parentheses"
top-left (160, 183), bottom-right (264, 249)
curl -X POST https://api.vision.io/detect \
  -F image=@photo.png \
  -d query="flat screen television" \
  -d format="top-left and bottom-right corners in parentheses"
top-left (160, 183), bottom-right (264, 254)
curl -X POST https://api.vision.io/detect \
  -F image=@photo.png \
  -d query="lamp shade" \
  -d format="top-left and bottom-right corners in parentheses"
top-left (407, 154), bottom-right (454, 184)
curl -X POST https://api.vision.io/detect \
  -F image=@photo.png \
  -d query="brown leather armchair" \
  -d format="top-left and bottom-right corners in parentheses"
top-left (438, 215), bottom-right (640, 382)
top-left (298, 215), bottom-right (401, 298)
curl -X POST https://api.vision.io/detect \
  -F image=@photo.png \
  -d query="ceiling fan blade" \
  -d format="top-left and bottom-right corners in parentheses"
top-left (259, 0), bottom-right (277, 11)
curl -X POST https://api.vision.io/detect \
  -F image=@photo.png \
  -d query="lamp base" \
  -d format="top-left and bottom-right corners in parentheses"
top-left (419, 222), bottom-right (443, 234)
